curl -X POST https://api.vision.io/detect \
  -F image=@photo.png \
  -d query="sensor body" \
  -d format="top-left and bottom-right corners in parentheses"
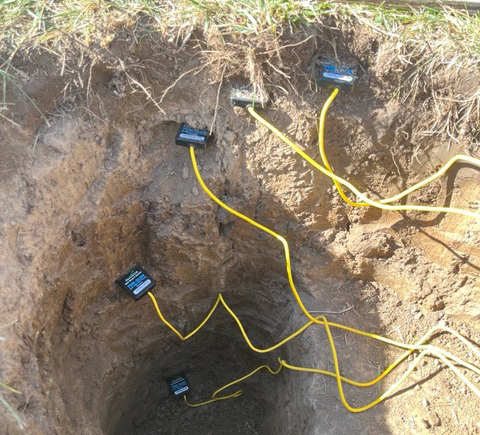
top-left (175, 123), bottom-right (209, 149)
top-left (230, 85), bottom-right (269, 108)
top-left (116, 265), bottom-right (156, 300)
top-left (167, 373), bottom-right (191, 398)
top-left (317, 57), bottom-right (358, 91)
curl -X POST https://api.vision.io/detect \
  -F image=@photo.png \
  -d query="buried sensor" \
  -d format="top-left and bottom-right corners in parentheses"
top-left (116, 265), bottom-right (156, 300)
top-left (230, 84), bottom-right (269, 108)
top-left (317, 57), bottom-right (358, 91)
top-left (175, 123), bottom-right (210, 149)
top-left (167, 373), bottom-right (191, 398)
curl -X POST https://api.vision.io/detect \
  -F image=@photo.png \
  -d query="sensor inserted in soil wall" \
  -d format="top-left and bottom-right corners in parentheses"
top-left (230, 84), bottom-right (269, 108)
top-left (175, 123), bottom-right (209, 149)
top-left (167, 373), bottom-right (191, 398)
top-left (317, 57), bottom-right (358, 91)
top-left (116, 265), bottom-right (156, 300)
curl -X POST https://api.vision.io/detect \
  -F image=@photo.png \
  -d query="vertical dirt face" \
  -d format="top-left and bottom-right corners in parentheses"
top-left (1, 26), bottom-right (480, 435)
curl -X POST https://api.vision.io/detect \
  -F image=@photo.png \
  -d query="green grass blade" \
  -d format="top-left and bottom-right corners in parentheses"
top-left (0, 394), bottom-right (25, 429)
top-left (0, 382), bottom-right (21, 394)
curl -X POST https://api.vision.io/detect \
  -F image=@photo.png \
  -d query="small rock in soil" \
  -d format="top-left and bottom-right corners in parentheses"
top-left (428, 411), bottom-right (441, 427)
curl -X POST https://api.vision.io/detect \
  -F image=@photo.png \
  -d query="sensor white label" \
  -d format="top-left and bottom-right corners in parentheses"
top-left (133, 279), bottom-right (152, 295)
top-left (179, 133), bottom-right (205, 141)
top-left (323, 72), bottom-right (353, 83)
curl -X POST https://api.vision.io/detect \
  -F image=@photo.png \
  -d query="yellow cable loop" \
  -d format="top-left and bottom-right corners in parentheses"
top-left (185, 361), bottom-right (284, 407)
top-left (211, 361), bottom-right (283, 398)
top-left (184, 390), bottom-right (242, 408)
top-left (247, 106), bottom-right (480, 220)
top-left (318, 88), bottom-right (480, 208)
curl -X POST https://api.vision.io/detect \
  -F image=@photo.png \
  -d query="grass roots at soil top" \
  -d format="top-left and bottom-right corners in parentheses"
top-left (1, 2), bottom-right (479, 140)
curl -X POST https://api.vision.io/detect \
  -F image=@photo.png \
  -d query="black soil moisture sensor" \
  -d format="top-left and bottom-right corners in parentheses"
top-left (175, 123), bottom-right (209, 149)
top-left (167, 373), bottom-right (191, 398)
top-left (230, 84), bottom-right (269, 108)
top-left (317, 57), bottom-right (358, 91)
top-left (116, 265), bottom-right (156, 300)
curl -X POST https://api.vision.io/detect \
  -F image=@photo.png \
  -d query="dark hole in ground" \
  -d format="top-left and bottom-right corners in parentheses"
top-left (31, 122), bottom-right (392, 434)
top-left (109, 312), bottom-right (280, 435)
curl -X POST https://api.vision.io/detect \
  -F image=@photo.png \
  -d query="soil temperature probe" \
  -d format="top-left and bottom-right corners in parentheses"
top-left (116, 265), bottom-right (155, 300)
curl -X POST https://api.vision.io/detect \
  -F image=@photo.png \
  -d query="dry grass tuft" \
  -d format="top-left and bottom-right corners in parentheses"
top-left (1, 1), bottom-right (479, 138)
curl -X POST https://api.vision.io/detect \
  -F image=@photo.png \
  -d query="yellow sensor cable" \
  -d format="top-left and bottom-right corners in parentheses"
top-left (189, 144), bottom-right (480, 366)
top-left (148, 290), bottom-right (480, 377)
top-left (184, 362), bottom-right (282, 408)
top-left (145, 146), bottom-right (480, 411)
top-left (318, 88), bottom-right (480, 209)
top-left (148, 290), bottom-right (480, 410)
top-left (247, 106), bottom-right (480, 220)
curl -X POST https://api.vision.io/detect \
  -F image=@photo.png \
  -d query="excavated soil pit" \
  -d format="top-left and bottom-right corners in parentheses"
top-left (3, 115), bottom-right (392, 435)
top-left (22, 118), bottom-right (391, 435)
top-left (1, 24), bottom-right (480, 435)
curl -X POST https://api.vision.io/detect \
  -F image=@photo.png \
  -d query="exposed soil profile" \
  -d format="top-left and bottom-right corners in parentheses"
top-left (1, 15), bottom-right (480, 435)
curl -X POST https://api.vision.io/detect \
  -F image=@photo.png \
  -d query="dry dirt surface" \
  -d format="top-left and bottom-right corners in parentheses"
top-left (1, 21), bottom-right (480, 435)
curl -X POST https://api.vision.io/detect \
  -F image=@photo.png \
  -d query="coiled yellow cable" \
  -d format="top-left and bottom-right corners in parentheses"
top-left (247, 106), bottom-right (480, 219)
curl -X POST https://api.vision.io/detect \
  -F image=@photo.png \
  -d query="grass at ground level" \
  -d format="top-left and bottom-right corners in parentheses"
top-left (0, 1), bottom-right (479, 58)
top-left (0, 1), bottom-right (479, 140)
